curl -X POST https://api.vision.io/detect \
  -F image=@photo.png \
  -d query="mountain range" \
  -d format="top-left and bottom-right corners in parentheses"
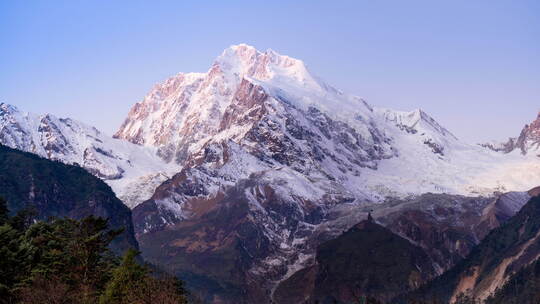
top-left (1, 44), bottom-right (540, 303)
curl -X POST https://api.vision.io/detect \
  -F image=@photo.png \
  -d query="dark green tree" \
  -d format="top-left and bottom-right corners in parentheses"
top-left (0, 201), bottom-right (35, 303)
top-left (24, 216), bottom-right (122, 300)
top-left (100, 249), bottom-right (148, 304)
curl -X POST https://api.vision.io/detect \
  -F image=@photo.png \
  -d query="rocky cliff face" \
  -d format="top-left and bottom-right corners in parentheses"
top-left (133, 142), bottom-right (358, 303)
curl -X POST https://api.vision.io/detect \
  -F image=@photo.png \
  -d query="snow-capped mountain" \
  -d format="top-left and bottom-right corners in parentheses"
top-left (0, 103), bottom-right (179, 208)
top-left (114, 44), bottom-right (540, 302)
top-left (117, 44), bottom-right (540, 202)
top-left (482, 112), bottom-right (540, 155)
top-left (114, 44), bottom-right (395, 169)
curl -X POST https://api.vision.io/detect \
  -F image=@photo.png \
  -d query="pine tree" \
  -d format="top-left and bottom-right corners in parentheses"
top-left (100, 249), bottom-right (147, 304)
top-left (22, 216), bottom-right (122, 302)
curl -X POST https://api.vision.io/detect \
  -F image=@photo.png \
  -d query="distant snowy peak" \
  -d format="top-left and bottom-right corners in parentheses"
top-left (374, 107), bottom-right (460, 156)
top-left (215, 44), bottom-right (374, 121)
top-left (0, 102), bottom-right (177, 208)
top-left (376, 108), bottom-right (456, 140)
top-left (483, 112), bottom-right (540, 155)
top-left (0, 102), bottom-right (114, 176)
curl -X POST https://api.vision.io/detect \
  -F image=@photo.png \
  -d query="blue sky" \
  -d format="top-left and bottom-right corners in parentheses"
top-left (1, 0), bottom-right (539, 142)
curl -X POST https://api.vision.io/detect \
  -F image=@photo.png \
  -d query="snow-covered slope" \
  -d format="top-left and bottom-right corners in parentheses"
top-left (0, 103), bottom-right (178, 208)
top-left (116, 44), bottom-right (540, 202)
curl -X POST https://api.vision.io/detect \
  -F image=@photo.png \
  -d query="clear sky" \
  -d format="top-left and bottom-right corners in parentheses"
top-left (1, 0), bottom-right (539, 143)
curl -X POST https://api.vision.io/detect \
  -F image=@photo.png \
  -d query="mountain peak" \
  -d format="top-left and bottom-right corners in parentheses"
top-left (214, 43), bottom-right (311, 86)
top-left (114, 43), bottom-right (351, 152)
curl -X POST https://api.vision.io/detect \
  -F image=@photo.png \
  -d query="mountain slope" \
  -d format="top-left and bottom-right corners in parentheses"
top-left (0, 103), bottom-right (178, 208)
top-left (0, 144), bottom-right (138, 254)
top-left (269, 191), bottom-right (531, 304)
top-left (407, 193), bottom-right (540, 303)
top-left (273, 218), bottom-right (438, 304)
top-left (134, 156), bottom-right (354, 303)
top-left (392, 192), bottom-right (530, 267)
top-left (484, 257), bottom-right (540, 304)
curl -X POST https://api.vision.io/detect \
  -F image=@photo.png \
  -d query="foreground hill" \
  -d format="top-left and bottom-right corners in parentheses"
top-left (0, 144), bottom-right (138, 253)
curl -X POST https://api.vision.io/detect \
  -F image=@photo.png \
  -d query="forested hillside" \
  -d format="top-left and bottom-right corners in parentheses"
top-left (0, 199), bottom-right (188, 304)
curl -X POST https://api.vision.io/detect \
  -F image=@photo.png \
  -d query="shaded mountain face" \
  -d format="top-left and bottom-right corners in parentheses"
top-left (133, 158), bottom-right (354, 303)
top-left (408, 193), bottom-right (540, 303)
top-left (267, 191), bottom-right (530, 304)
top-left (0, 144), bottom-right (138, 254)
top-left (0, 103), bottom-right (178, 208)
top-left (134, 173), bottom-right (531, 304)
top-left (374, 191), bottom-right (531, 273)
top-left (273, 219), bottom-right (438, 304)
top-left (482, 112), bottom-right (540, 155)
